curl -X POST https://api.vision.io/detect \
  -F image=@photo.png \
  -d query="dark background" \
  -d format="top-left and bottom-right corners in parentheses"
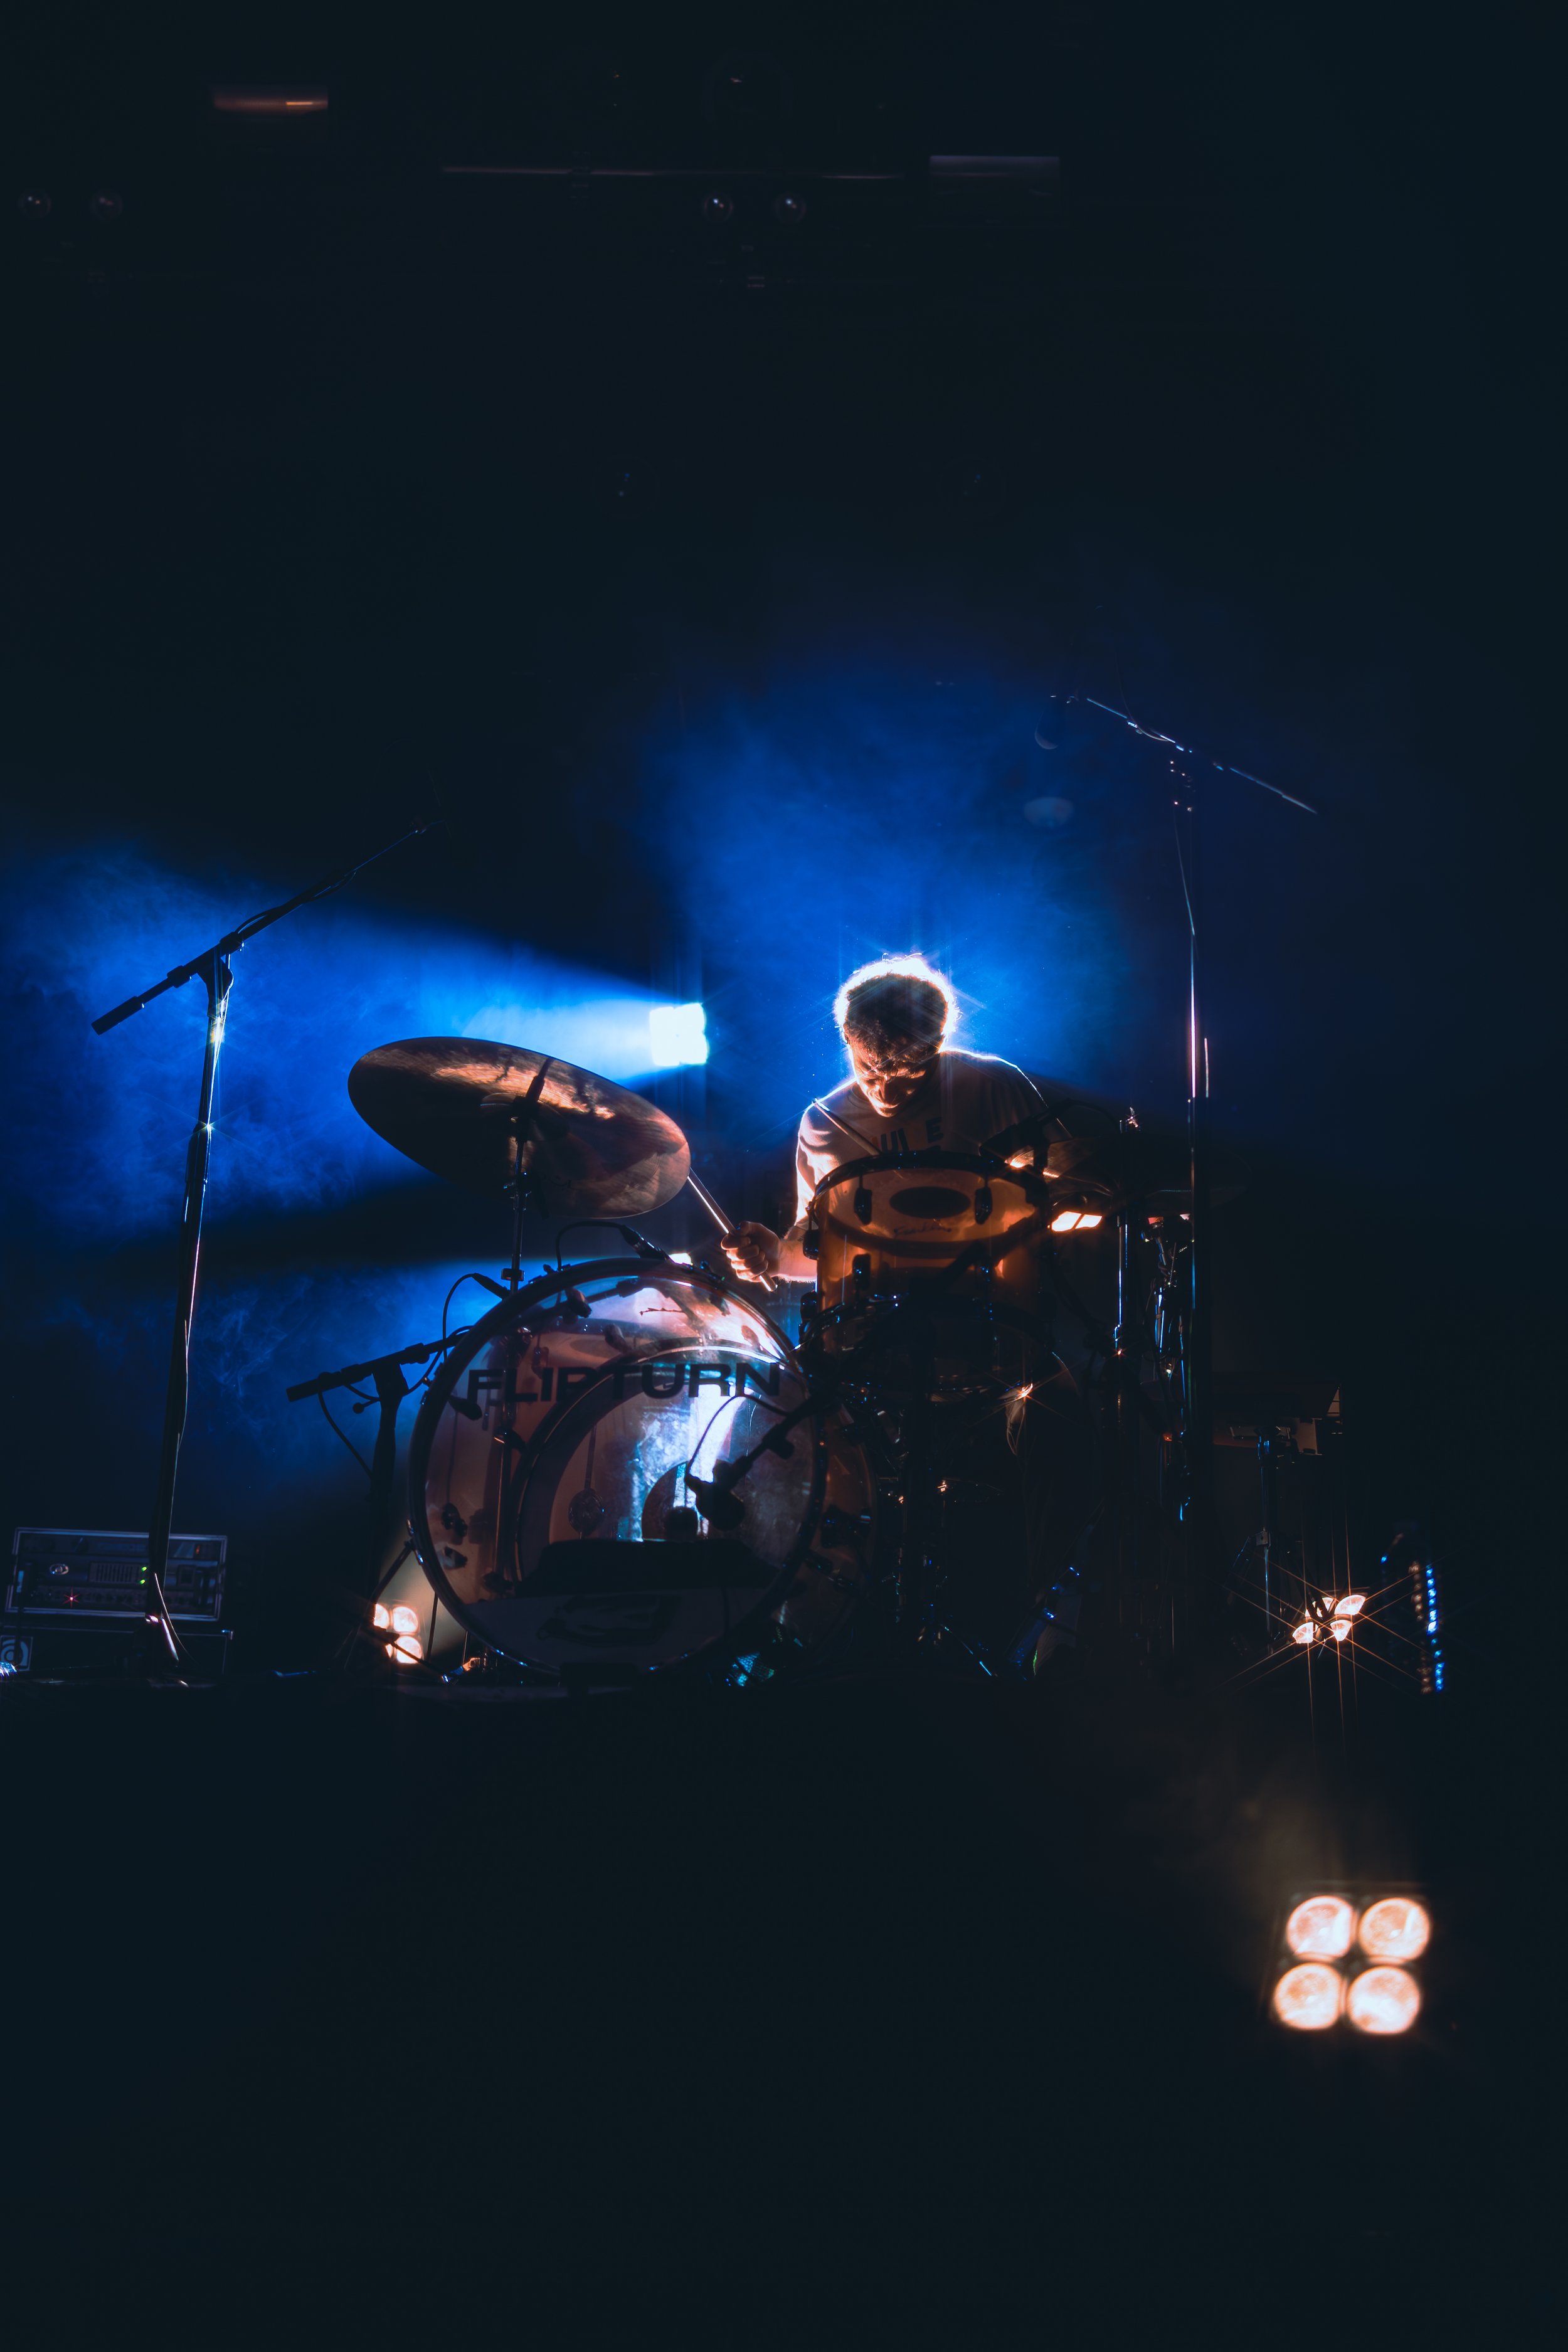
top-left (0, 1), bottom-right (1559, 2326)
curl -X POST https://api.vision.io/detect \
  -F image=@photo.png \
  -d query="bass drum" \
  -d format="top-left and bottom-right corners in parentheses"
top-left (407, 1258), bottom-right (879, 1679)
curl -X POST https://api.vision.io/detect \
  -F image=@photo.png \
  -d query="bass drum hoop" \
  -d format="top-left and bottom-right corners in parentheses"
top-left (406, 1255), bottom-right (826, 1673)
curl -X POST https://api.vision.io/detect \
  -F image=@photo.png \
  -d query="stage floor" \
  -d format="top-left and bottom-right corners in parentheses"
top-left (0, 1664), bottom-right (1533, 2333)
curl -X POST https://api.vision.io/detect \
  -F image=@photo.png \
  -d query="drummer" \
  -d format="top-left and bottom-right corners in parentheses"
top-left (723, 955), bottom-right (1044, 1285)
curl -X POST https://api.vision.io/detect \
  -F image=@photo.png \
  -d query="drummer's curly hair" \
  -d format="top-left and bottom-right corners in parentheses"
top-left (834, 955), bottom-right (956, 1066)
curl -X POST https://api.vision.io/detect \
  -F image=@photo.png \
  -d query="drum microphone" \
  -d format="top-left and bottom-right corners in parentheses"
top-left (685, 1465), bottom-right (747, 1532)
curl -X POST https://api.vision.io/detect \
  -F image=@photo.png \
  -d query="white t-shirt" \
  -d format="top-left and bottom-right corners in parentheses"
top-left (793, 1049), bottom-right (1044, 1224)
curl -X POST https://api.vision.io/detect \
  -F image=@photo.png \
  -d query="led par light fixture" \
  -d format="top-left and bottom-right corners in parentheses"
top-left (371, 1598), bottom-right (425, 1664)
top-left (1269, 1885), bottom-right (1432, 2037)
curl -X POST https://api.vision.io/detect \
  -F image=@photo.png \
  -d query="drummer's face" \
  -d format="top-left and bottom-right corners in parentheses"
top-left (848, 1039), bottom-right (937, 1119)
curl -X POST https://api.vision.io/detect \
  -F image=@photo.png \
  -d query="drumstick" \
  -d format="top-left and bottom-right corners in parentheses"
top-left (685, 1172), bottom-right (778, 1293)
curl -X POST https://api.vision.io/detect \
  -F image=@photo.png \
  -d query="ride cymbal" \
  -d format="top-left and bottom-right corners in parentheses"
top-left (347, 1037), bottom-right (691, 1218)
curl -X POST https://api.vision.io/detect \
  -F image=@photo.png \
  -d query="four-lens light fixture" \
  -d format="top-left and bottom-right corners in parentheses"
top-left (371, 1600), bottom-right (424, 1665)
top-left (1271, 1892), bottom-right (1429, 2035)
top-left (1291, 1591), bottom-right (1365, 1645)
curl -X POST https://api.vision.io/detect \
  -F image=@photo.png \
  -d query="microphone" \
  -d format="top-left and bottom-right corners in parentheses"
top-left (686, 1465), bottom-right (746, 1532)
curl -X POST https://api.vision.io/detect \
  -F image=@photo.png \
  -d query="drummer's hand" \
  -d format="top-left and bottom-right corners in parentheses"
top-left (723, 1222), bottom-right (782, 1281)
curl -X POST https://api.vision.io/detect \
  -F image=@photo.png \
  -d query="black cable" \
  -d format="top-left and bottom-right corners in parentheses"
top-left (551, 1220), bottom-right (665, 1269)
top-left (317, 1388), bottom-right (373, 1479)
top-left (442, 1270), bottom-right (497, 1339)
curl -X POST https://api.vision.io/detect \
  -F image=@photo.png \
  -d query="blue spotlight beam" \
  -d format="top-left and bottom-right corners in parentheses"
top-left (90, 818), bottom-right (440, 1671)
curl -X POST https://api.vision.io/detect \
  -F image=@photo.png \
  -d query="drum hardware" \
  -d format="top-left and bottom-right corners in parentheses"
top-left (502, 1060), bottom-right (553, 1290)
top-left (286, 1330), bottom-right (467, 1670)
top-left (793, 1147), bottom-right (1107, 1661)
top-left (1046, 693), bottom-right (1318, 1640)
top-left (90, 817), bottom-right (438, 1675)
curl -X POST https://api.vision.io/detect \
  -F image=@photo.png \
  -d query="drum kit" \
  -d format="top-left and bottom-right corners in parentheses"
top-left (316, 1031), bottom-right (1200, 1692)
top-left (91, 707), bottom-right (1313, 1685)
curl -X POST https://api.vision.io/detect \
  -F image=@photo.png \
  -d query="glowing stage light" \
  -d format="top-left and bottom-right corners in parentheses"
top-left (1273, 1963), bottom-right (1343, 2030)
top-left (1357, 1897), bottom-right (1431, 1962)
top-left (1330, 1620), bottom-right (1351, 1641)
top-left (371, 1602), bottom-right (391, 1629)
top-left (1285, 1895), bottom-right (1355, 1961)
top-left (388, 1633), bottom-right (423, 1665)
top-left (211, 87), bottom-right (329, 114)
top-left (1049, 1209), bottom-right (1100, 1233)
top-left (389, 1604), bottom-right (420, 1635)
top-left (1334, 1593), bottom-right (1365, 1618)
top-left (1291, 1620), bottom-right (1316, 1645)
top-left (648, 1002), bottom-right (709, 1067)
top-left (1347, 1966), bottom-right (1421, 2035)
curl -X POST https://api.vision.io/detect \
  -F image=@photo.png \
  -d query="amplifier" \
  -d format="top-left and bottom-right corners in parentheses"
top-left (6, 1527), bottom-right (227, 1624)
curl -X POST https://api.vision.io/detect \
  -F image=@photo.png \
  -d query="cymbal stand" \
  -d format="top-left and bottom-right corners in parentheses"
top-left (91, 820), bottom-right (438, 1677)
top-left (1106, 1115), bottom-right (1144, 1640)
top-left (504, 1064), bottom-right (554, 1290)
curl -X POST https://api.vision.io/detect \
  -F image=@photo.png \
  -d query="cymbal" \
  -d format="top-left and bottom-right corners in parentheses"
top-left (347, 1038), bottom-right (691, 1218)
top-left (997, 1110), bottom-right (1247, 1210)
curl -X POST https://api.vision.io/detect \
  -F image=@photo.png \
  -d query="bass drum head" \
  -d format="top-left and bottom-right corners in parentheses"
top-left (408, 1260), bottom-right (875, 1677)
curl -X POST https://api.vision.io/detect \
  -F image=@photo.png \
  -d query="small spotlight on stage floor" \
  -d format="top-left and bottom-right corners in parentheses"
top-left (1289, 1589), bottom-right (1367, 1645)
top-left (1269, 1889), bottom-right (1434, 2038)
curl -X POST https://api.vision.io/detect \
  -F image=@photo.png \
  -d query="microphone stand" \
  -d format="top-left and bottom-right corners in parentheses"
top-left (286, 1332), bottom-right (464, 1669)
top-left (92, 820), bottom-right (438, 1675)
top-left (1050, 696), bottom-right (1318, 1647)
